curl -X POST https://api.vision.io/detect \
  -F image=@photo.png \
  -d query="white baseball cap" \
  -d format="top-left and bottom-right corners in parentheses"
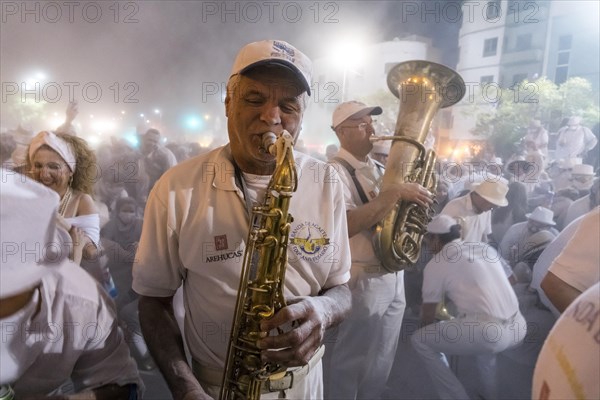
top-left (0, 169), bottom-right (62, 298)
top-left (331, 101), bottom-right (382, 130)
top-left (230, 40), bottom-right (312, 95)
top-left (427, 214), bottom-right (459, 234)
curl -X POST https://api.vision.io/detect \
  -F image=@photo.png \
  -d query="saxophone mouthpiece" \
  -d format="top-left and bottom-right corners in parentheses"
top-left (261, 132), bottom-right (278, 156)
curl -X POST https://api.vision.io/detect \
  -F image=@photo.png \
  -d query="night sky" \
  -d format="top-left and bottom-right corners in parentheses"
top-left (1, 1), bottom-right (461, 137)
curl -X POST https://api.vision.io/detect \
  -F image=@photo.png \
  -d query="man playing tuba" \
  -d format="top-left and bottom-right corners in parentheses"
top-left (324, 101), bottom-right (433, 399)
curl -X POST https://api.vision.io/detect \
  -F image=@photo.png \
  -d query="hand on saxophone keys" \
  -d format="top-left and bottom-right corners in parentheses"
top-left (255, 296), bottom-right (328, 368)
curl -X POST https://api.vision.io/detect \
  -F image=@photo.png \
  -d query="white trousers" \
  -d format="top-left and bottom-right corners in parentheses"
top-left (325, 268), bottom-right (405, 399)
top-left (411, 313), bottom-right (527, 400)
top-left (202, 361), bottom-right (323, 400)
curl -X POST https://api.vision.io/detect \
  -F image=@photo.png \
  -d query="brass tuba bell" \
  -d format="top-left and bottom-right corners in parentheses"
top-left (371, 60), bottom-right (465, 272)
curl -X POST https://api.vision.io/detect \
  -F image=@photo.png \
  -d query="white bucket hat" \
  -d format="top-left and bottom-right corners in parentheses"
top-left (526, 206), bottom-right (556, 226)
top-left (0, 168), bottom-right (63, 298)
top-left (331, 101), bottom-right (382, 130)
top-left (472, 179), bottom-right (509, 207)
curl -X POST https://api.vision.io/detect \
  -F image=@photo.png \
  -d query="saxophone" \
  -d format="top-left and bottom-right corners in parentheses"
top-left (371, 60), bottom-right (465, 272)
top-left (220, 131), bottom-right (298, 400)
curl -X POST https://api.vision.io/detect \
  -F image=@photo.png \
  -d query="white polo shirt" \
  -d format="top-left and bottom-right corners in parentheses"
top-left (133, 145), bottom-right (351, 369)
top-left (328, 148), bottom-right (383, 268)
top-left (422, 240), bottom-right (519, 320)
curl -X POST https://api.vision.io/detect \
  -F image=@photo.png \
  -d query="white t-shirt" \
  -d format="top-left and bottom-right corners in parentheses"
top-left (7, 260), bottom-right (141, 397)
top-left (132, 145), bottom-right (351, 369)
top-left (532, 216), bottom-right (585, 316)
top-left (328, 148), bottom-right (383, 268)
top-left (555, 125), bottom-right (598, 160)
top-left (441, 194), bottom-right (493, 243)
top-left (563, 194), bottom-right (592, 228)
top-left (548, 207), bottom-right (600, 293)
top-left (532, 282), bottom-right (600, 400)
top-left (422, 240), bottom-right (519, 320)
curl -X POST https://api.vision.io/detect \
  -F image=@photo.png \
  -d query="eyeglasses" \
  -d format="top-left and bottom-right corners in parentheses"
top-left (345, 119), bottom-right (377, 132)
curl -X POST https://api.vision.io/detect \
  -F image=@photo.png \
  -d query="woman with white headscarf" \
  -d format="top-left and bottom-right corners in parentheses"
top-left (27, 131), bottom-right (100, 263)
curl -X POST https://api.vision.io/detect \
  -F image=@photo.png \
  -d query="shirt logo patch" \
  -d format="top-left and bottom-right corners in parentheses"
top-left (289, 221), bottom-right (330, 262)
top-left (214, 235), bottom-right (228, 251)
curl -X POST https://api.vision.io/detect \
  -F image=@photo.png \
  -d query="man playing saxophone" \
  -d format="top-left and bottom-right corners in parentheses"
top-left (324, 101), bottom-right (433, 399)
top-left (132, 40), bottom-right (352, 400)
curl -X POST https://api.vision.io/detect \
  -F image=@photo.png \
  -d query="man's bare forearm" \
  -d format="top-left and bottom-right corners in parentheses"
top-left (138, 295), bottom-right (207, 399)
top-left (541, 272), bottom-right (582, 313)
top-left (319, 283), bottom-right (352, 329)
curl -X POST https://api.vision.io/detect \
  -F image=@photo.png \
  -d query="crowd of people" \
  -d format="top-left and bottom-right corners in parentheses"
top-left (1, 38), bottom-right (598, 400)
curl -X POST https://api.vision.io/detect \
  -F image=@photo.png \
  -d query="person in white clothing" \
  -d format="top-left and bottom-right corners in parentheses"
top-left (139, 128), bottom-right (178, 192)
top-left (541, 207), bottom-right (600, 313)
top-left (0, 169), bottom-right (142, 399)
top-left (563, 177), bottom-right (599, 227)
top-left (566, 163), bottom-right (596, 193)
top-left (324, 101), bottom-right (433, 399)
top-left (554, 116), bottom-right (598, 160)
top-left (26, 130), bottom-right (100, 263)
top-left (531, 215), bottom-right (587, 317)
top-left (523, 119), bottom-right (549, 159)
top-left (370, 138), bottom-right (391, 166)
top-left (411, 215), bottom-right (527, 400)
top-left (532, 282), bottom-right (600, 400)
top-left (132, 40), bottom-right (352, 400)
top-left (499, 206), bottom-right (558, 267)
top-left (440, 179), bottom-right (509, 243)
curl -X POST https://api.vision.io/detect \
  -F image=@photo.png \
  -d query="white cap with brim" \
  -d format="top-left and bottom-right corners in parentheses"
top-left (472, 179), bottom-right (509, 207)
top-left (331, 101), bottom-right (383, 130)
top-left (427, 214), bottom-right (459, 234)
top-left (0, 169), bottom-right (61, 298)
top-left (230, 40), bottom-right (312, 95)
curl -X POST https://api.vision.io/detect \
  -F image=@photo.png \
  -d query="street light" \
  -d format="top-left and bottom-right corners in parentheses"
top-left (330, 39), bottom-right (366, 102)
